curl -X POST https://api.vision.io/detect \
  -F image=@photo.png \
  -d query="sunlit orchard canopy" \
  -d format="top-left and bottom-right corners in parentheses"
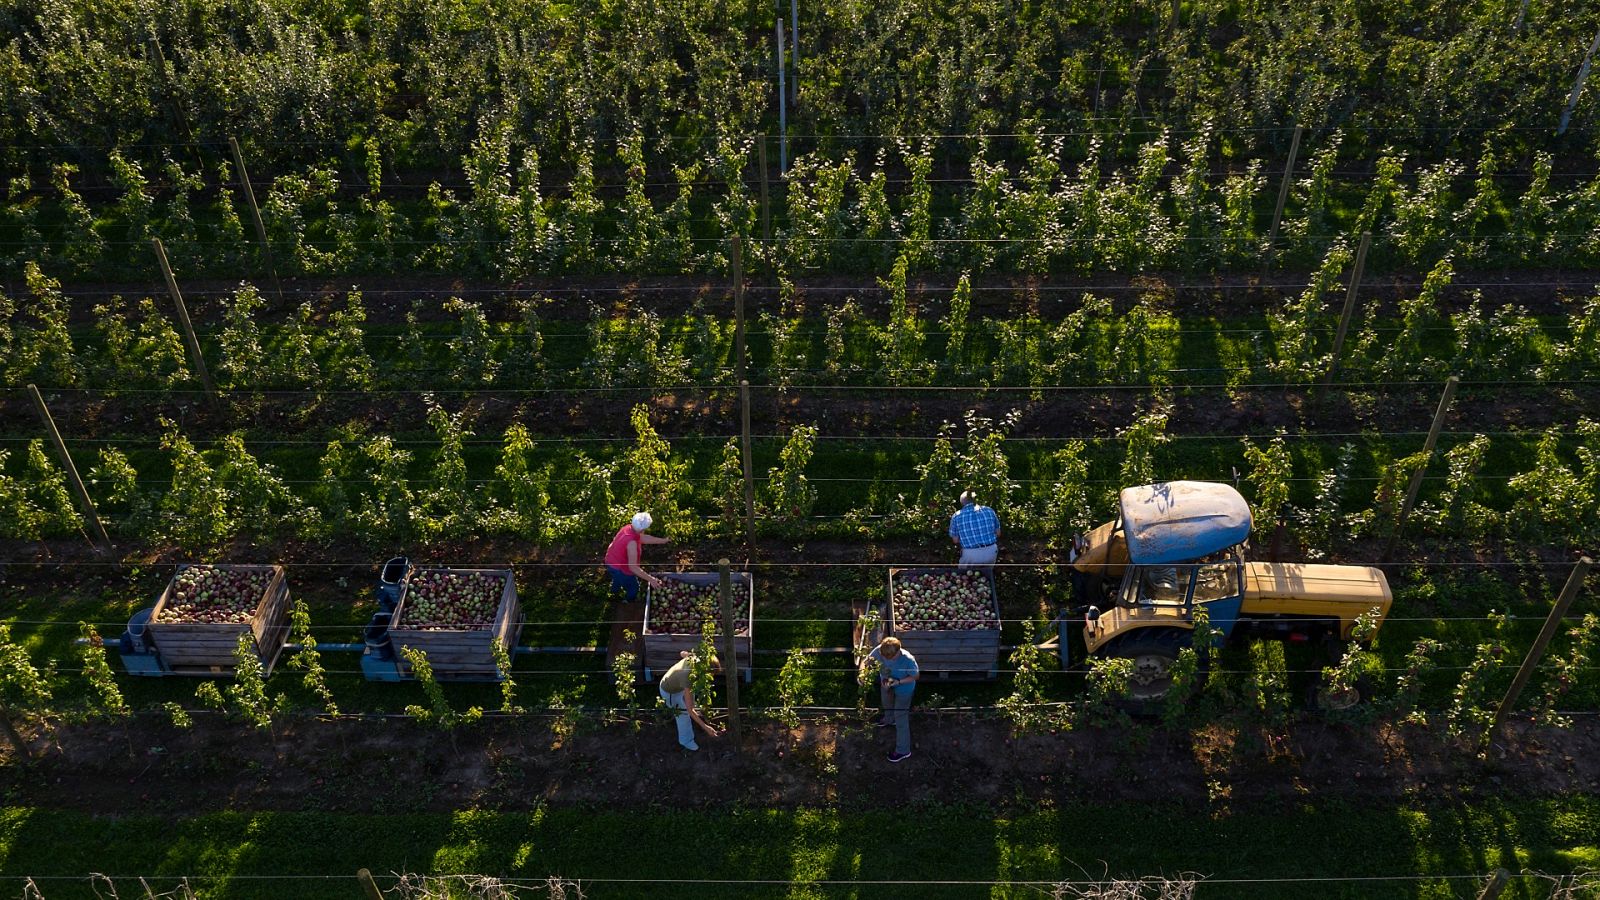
top-left (1120, 481), bottom-right (1253, 565)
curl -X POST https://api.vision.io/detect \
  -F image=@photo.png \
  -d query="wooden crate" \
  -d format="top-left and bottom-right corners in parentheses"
top-left (388, 566), bottom-right (522, 681)
top-left (883, 566), bottom-right (1001, 679)
top-left (642, 572), bottom-right (754, 682)
top-left (145, 564), bottom-right (292, 676)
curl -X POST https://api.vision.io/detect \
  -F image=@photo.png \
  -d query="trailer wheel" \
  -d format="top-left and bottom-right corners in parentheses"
top-left (1100, 629), bottom-right (1190, 701)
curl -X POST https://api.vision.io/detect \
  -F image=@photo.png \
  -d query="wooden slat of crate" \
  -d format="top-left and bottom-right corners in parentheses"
top-left (641, 572), bottom-right (754, 680)
top-left (885, 566), bottom-right (1002, 678)
top-left (388, 567), bottom-right (519, 680)
top-left (146, 564), bottom-right (291, 673)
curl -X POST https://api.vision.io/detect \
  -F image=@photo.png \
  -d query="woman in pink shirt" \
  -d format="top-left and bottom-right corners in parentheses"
top-left (605, 511), bottom-right (670, 601)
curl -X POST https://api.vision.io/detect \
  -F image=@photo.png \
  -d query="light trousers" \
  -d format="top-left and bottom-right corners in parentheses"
top-left (958, 543), bottom-right (998, 571)
top-left (660, 686), bottom-right (697, 749)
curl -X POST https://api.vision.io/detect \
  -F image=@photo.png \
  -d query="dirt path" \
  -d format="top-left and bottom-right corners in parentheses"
top-left (11, 713), bottom-right (1599, 817)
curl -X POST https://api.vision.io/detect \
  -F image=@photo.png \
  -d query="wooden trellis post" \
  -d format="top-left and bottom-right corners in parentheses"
top-left (740, 380), bottom-right (757, 554)
top-left (1383, 375), bottom-right (1459, 561)
top-left (152, 238), bottom-right (218, 398)
top-left (1322, 231), bottom-right (1372, 392)
top-left (731, 235), bottom-right (747, 380)
top-left (26, 384), bottom-right (111, 554)
top-left (1488, 557), bottom-right (1592, 740)
top-left (719, 558), bottom-right (743, 749)
top-left (228, 136), bottom-right (282, 299)
top-left (1262, 124), bottom-right (1303, 274)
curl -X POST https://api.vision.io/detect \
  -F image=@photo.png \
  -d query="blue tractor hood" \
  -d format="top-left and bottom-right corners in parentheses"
top-left (1119, 481), bottom-right (1253, 565)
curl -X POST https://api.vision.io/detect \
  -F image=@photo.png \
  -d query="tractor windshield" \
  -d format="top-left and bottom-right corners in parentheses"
top-left (1118, 550), bottom-right (1243, 609)
top-left (1121, 565), bottom-right (1193, 607)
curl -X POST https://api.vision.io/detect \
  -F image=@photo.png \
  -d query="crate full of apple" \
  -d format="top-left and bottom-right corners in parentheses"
top-left (891, 569), bottom-right (998, 631)
top-left (641, 572), bottom-right (755, 682)
top-left (386, 565), bottom-right (522, 681)
top-left (155, 565), bottom-right (275, 624)
top-left (644, 578), bottom-right (750, 637)
top-left (881, 566), bottom-right (1001, 678)
top-left (397, 569), bottom-right (506, 631)
top-left (145, 563), bottom-right (293, 673)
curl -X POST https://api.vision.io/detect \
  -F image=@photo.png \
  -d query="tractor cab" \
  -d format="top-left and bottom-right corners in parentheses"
top-left (1072, 481), bottom-right (1252, 657)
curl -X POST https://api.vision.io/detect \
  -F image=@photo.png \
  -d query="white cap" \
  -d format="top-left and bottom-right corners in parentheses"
top-left (632, 511), bottom-right (653, 532)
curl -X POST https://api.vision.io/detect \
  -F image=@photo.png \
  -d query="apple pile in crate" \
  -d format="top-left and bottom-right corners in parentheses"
top-left (157, 566), bottom-right (271, 624)
top-left (893, 570), bottom-right (997, 631)
top-left (648, 579), bottom-right (749, 636)
top-left (401, 571), bottom-right (504, 630)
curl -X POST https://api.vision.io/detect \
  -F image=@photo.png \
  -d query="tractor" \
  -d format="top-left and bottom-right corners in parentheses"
top-left (1068, 480), bottom-right (1392, 701)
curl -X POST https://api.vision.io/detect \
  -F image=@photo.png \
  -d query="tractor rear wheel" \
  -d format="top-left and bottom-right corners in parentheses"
top-left (1100, 629), bottom-right (1190, 701)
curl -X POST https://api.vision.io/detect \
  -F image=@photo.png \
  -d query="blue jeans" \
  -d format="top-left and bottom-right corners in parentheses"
top-left (880, 684), bottom-right (913, 755)
top-left (607, 566), bottom-right (639, 602)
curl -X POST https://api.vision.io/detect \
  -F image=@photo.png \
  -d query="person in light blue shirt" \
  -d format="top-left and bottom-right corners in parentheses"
top-left (948, 490), bottom-right (1001, 572)
top-left (859, 637), bottom-right (919, 762)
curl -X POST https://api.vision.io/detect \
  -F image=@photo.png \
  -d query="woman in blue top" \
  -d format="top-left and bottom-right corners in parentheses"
top-left (859, 637), bottom-right (919, 762)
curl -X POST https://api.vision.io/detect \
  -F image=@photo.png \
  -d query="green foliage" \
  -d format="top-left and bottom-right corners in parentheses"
top-left (573, 454), bottom-right (618, 540)
top-left (0, 623), bottom-right (53, 716)
top-left (415, 402), bottom-right (475, 541)
top-left (1041, 441), bottom-right (1092, 543)
top-left (942, 274), bottom-right (973, 376)
top-left (1320, 607), bottom-right (1384, 709)
top-left (957, 410), bottom-right (1020, 521)
top-left (1118, 407), bottom-right (1170, 492)
top-left (1533, 614), bottom-right (1600, 728)
top-left (624, 405), bottom-right (687, 538)
top-left (612, 630), bottom-right (639, 728)
top-left (161, 701), bottom-right (193, 729)
top-left (1163, 648), bottom-right (1199, 727)
top-left (226, 633), bottom-right (285, 731)
top-left (879, 253), bottom-right (929, 384)
top-left (1426, 435), bottom-right (1496, 538)
top-left (690, 623), bottom-right (718, 709)
top-left (286, 600), bottom-right (337, 717)
top-left (998, 621), bottom-right (1063, 732)
top-left (1392, 638), bottom-right (1444, 725)
top-left (489, 424), bottom-right (551, 538)
top-left (444, 297), bottom-right (499, 385)
top-left (193, 681), bottom-right (226, 712)
top-left (707, 438), bottom-right (746, 539)
top-left (91, 297), bottom-right (190, 388)
top-left (326, 291), bottom-right (376, 389)
top-left (158, 418), bottom-right (232, 548)
top-left (1082, 657), bottom-right (1133, 726)
top-left (1447, 610), bottom-right (1512, 745)
top-left (1241, 432), bottom-right (1293, 528)
top-left (400, 647), bottom-right (482, 730)
top-left (77, 624), bottom-right (127, 718)
top-left (1299, 443), bottom-right (1359, 559)
top-left (218, 433), bottom-right (317, 539)
top-left (765, 424), bottom-right (819, 523)
top-left (8, 263), bottom-right (78, 385)
top-left (1246, 641), bottom-right (1291, 724)
top-left (0, 439), bottom-right (80, 540)
top-left (216, 284), bottom-right (267, 389)
top-left (772, 648), bottom-right (814, 729)
top-left (491, 640), bottom-right (522, 716)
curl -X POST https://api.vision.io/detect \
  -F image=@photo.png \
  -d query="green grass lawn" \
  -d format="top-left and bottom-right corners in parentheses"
top-left (0, 798), bottom-right (1596, 899)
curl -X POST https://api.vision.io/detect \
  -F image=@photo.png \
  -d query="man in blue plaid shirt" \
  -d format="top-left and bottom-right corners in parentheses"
top-left (949, 490), bottom-right (1001, 572)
